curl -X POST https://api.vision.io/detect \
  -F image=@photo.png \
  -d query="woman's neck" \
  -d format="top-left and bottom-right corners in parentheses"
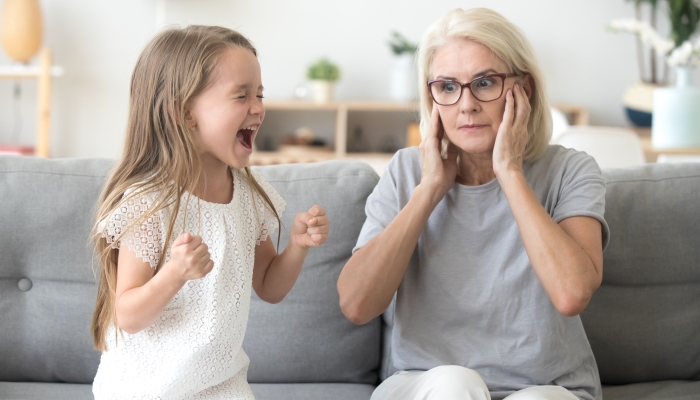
top-left (194, 155), bottom-right (234, 204)
top-left (456, 151), bottom-right (497, 186)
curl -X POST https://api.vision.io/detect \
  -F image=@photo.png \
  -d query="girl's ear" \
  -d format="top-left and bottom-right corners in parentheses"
top-left (182, 101), bottom-right (196, 129)
top-left (172, 100), bottom-right (196, 129)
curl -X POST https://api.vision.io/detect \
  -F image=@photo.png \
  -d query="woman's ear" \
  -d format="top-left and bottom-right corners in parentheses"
top-left (521, 74), bottom-right (534, 101)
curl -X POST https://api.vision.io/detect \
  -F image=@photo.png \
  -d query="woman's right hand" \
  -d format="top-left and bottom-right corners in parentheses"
top-left (167, 232), bottom-right (214, 282)
top-left (419, 105), bottom-right (459, 204)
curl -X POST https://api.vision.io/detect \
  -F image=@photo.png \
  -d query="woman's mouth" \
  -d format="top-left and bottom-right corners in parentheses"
top-left (236, 126), bottom-right (256, 150)
top-left (459, 124), bottom-right (488, 131)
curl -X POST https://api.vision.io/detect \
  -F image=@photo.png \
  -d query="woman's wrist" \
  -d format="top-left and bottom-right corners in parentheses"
top-left (414, 182), bottom-right (446, 210)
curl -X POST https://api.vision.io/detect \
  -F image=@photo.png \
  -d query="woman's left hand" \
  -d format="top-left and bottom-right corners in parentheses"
top-left (290, 205), bottom-right (330, 249)
top-left (493, 83), bottom-right (531, 178)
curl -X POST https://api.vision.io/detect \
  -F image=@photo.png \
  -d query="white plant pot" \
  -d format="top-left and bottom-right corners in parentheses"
top-left (310, 80), bottom-right (335, 103)
top-left (389, 53), bottom-right (417, 102)
top-left (652, 67), bottom-right (700, 148)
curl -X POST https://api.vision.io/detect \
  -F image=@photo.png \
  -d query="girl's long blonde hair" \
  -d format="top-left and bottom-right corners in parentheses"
top-left (91, 25), bottom-right (280, 351)
top-left (417, 8), bottom-right (552, 161)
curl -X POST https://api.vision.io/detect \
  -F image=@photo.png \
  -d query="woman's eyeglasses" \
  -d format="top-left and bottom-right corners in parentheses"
top-left (428, 73), bottom-right (521, 105)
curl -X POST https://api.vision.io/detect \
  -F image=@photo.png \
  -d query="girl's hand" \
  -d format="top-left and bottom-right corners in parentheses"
top-left (493, 83), bottom-right (531, 178)
top-left (419, 105), bottom-right (459, 203)
top-left (290, 205), bottom-right (329, 249)
top-left (166, 233), bottom-right (214, 282)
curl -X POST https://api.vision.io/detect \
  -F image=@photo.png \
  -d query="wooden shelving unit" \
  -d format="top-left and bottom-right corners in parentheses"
top-left (262, 100), bottom-right (419, 157)
top-left (0, 48), bottom-right (63, 157)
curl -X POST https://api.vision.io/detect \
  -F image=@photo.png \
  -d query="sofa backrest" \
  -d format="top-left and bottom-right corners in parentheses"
top-left (0, 156), bottom-right (381, 385)
top-left (0, 156), bottom-right (109, 383)
top-left (245, 161), bottom-right (381, 385)
top-left (581, 163), bottom-right (700, 384)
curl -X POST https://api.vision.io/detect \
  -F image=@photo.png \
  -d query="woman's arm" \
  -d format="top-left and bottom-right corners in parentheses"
top-left (494, 83), bottom-right (603, 316)
top-left (252, 205), bottom-right (329, 304)
top-left (337, 107), bottom-right (459, 325)
top-left (115, 233), bottom-right (214, 333)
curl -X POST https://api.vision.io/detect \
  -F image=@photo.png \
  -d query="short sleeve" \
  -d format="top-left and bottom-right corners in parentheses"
top-left (98, 190), bottom-right (164, 268)
top-left (551, 151), bottom-right (610, 250)
top-left (250, 170), bottom-right (286, 245)
top-left (353, 153), bottom-right (405, 253)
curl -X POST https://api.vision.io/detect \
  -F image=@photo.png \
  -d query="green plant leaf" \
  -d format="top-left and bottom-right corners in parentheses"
top-left (388, 31), bottom-right (418, 55)
top-left (307, 58), bottom-right (340, 81)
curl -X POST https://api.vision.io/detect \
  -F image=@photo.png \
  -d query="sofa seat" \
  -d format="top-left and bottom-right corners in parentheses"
top-left (0, 382), bottom-right (376, 400)
top-left (602, 380), bottom-right (700, 400)
top-left (0, 382), bottom-right (93, 400)
top-left (251, 383), bottom-right (375, 399)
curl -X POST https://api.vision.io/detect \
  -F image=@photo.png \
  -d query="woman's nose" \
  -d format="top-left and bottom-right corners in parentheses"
top-left (458, 86), bottom-right (481, 112)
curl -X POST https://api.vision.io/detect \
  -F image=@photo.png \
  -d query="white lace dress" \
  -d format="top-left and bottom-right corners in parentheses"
top-left (92, 168), bottom-right (285, 400)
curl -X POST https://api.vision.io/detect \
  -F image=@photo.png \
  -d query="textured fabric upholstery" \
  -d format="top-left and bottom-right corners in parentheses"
top-left (581, 163), bottom-right (700, 385)
top-left (250, 383), bottom-right (375, 400)
top-left (0, 157), bottom-right (110, 383)
top-left (2, 156), bottom-right (699, 400)
top-left (0, 156), bottom-right (381, 398)
top-left (245, 161), bottom-right (381, 384)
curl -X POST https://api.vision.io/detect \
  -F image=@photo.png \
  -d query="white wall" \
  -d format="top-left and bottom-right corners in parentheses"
top-left (0, 0), bottom-right (696, 158)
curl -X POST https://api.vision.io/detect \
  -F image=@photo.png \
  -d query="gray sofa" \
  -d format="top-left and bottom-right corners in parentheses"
top-left (0, 155), bottom-right (698, 400)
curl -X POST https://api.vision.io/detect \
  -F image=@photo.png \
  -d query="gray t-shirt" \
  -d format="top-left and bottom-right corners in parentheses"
top-left (354, 145), bottom-right (609, 400)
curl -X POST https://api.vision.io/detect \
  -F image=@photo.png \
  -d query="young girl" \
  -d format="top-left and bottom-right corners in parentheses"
top-left (90, 25), bottom-right (329, 399)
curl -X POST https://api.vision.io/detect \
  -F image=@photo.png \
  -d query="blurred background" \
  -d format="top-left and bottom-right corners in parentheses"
top-left (0, 0), bottom-right (697, 160)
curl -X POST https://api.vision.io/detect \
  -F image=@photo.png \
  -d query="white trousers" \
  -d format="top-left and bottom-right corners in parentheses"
top-left (371, 366), bottom-right (581, 400)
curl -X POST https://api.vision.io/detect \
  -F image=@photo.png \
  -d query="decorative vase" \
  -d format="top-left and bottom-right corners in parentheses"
top-left (1, 0), bottom-right (43, 63)
top-left (622, 81), bottom-right (662, 127)
top-left (652, 67), bottom-right (700, 148)
top-left (389, 53), bottom-right (416, 102)
top-left (310, 80), bottom-right (334, 103)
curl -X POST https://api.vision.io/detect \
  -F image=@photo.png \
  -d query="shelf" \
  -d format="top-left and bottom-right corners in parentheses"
top-left (0, 65), bottom-right (64, 79)
top-left (264, 100), bottom-right (419, 111)
top-left (639, 137), bottom-right (700, 162)
top-left (0, 48), bottom-right (60, 158)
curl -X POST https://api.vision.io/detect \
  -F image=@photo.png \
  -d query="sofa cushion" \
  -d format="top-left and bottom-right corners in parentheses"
top-left (251, 383), bottom-right (374, 400)
top-left (245, 160), bottom-right (381, 384)
top-left (581, 163), bottom-right (700, 384)
top-left (0, 157), bottom-right (110, 383)
top-left (0, 382), bottom-right (93, 400)
top-left (602, 380), bottom-right (700, 400)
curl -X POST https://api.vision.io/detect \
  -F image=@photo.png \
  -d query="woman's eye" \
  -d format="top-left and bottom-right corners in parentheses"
top-left (475, 78), bottom-right (495, 88)
top-left (442, 82), bottom-right (458, 93)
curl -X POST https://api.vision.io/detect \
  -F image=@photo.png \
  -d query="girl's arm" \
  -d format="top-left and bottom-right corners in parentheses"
top-left (494, 83), bottom-right (603, 317)
top-left (115, 233), bottom-right (213, 334)
top-left (252, 205), bottom-right (329, 304)
top-left (337, 107), bottom-right (459, 326)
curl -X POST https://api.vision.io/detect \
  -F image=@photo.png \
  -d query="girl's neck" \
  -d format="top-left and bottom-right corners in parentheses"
top-left (456, 151), bottom-right (497, 186)
top-left (193, 155), bottom-right (234, 204)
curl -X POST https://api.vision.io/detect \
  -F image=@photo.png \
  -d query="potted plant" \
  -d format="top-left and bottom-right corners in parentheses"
top-left (388, 31), bottom-right (418, 102)
top-left (608, 0), bottom-right (700, 126)
top-left (307, 58), bottom-right (340, 103)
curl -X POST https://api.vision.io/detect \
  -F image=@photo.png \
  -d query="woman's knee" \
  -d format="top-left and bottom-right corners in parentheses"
top-left (419, 365), bottom-right (490, 399)
top-left (504, 385), bottom-right (579, 400)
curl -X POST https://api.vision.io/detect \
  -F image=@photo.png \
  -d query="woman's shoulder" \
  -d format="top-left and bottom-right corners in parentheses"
top-left (526, 144), bottom-right (603, 179)
top-left (385, 147), bottom-right (422, 180)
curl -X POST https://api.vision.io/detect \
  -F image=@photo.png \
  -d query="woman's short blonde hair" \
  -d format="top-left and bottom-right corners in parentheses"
top-left (417, 8), bottom-right (552, 161)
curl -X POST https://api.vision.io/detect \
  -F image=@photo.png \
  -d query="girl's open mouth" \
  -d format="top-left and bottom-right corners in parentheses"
top-left (236, 127), bottom-right (255, 150)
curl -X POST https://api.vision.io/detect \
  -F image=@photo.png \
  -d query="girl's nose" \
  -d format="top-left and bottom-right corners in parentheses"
top-left (250, 97), bottom-right (264, 115)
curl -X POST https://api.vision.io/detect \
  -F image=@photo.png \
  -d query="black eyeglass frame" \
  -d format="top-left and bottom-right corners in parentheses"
top-left (427, 72), bottom-right (521, 105)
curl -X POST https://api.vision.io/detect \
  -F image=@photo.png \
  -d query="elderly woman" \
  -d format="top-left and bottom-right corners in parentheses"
top-left (337, 8), bottom-right (608, 400)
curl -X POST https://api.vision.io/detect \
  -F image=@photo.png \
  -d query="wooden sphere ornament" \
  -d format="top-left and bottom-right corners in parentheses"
top-left (1, 0), bottom-right (43, 63)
